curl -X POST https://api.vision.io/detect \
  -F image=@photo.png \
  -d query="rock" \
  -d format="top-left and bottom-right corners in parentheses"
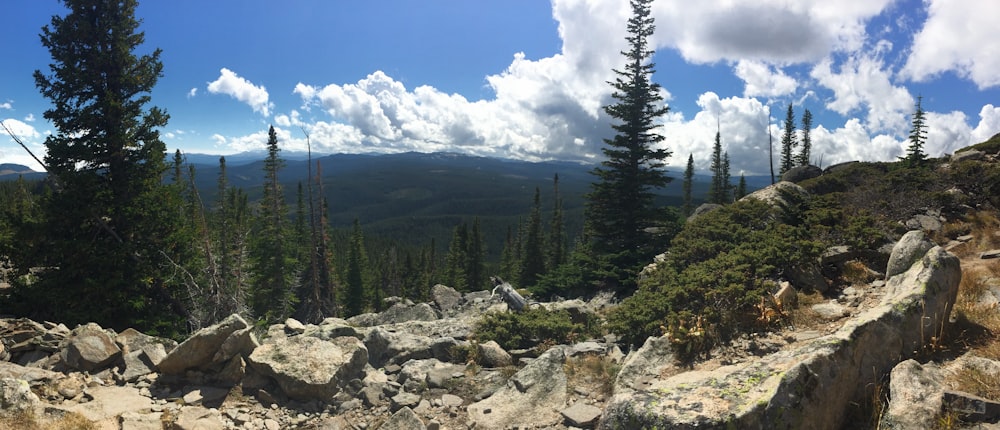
top-left (158, 314), bottom-right (253, 375)
top-left (60, 323), bottom-right (121, 372)
top-left (121, 349), bottom-right (156, 382)
top-left (468, 346), bottom-right (568, 429)
top-left (397, 359), bottom-right (459, 391)
top-left (0, 378), bottom-right (40, 412)
top-left (688, 203), bottom-right (722, 221)
top-left (431, 284), bottom-right (463, 312)
top-left (787, 262), bottom-right (828, 293)
top-left (365, 328), bottom-right (435, 368)
top-left (740, 181), bottom-right (810, 208)
top-left (359, 385), bottom-right (383, 407)
top-left (614, 335), bottom-right (674, 391)
top-left (907, 214), bottom-right (942, 232)
top-left (981, 249), bottom-right (1000, 259)
top-left (391, 392), bottom-right (422, 412)
top-left (780, 164), bottom-right (823, 183)
top-left (247, 335), bottom-right (368, 401)
top-left (57, 385), bottom-right (154, 425)
top-left (942, 390), bottom-right (1000, 423)
top-left (376, 302), bottom-right (439, 326)
top-left (119, 411), bottom-right (163, 430)
top-left (880, 359), bottom-right (945, 429)
top-left (440, 393), bottom-right (463, 408)
top-left (283, 318), bottom-right (306, 335)
top-left (811, 301), bottom-right (848, 320)
top-left (380, 406), bottom-right (426, 430)
top-left (599, 246), bottom-right (960, 430)
top-left (476, 341), bottom-right (512, 368)
top-left (886, 230), bottom-right (934, 278)
top-left (0, 361), bottom-right (63, 386)
top-left (181, 386), bottom-right (229, 407)
top-left (561, 402), bottom-right (603, 428)
top-left (568, 341), bottom-right (605, 357)
top-left (774, 282), bottom-right (797, 308)
top-left (172, 407), bottom-right (225, 430)
top-left (952, 149), bottom-right (984, 162)
top-left (303, 318), bottom-right (365, 340)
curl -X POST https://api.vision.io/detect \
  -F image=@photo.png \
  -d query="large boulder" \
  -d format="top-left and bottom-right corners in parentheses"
top-left (0, 378), bottom-right (40, 413)
top-left (886, 230), bottom-right (934, 278)
top-left (781, 165), bottom-right (823, 183)
top-left (247, 335), bottom-right (367, 401)
top-left (158, 314), bottom-right (257, 375)
top-left (468, 346), bottom-right (568, 429)
top-left (379, 406), bottom-right (426, 430)
top-left (60, 323), bottom-right (121, 372)
top-left (880, 359), bottom-right (945, 429)
top-left (431, 284), bottom-right (463, 312)
top-left (600, 246), bottom-right (961, 429)
top-left (740, 181), bottom-right (809, 208)
top-left (365, 328), bottom-right (436, 368)
top-left (376, 302), bottom-right (439, 325)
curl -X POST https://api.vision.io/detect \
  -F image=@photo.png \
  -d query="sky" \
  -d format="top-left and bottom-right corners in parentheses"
top-left (2, 0), bottom-right (999, 176)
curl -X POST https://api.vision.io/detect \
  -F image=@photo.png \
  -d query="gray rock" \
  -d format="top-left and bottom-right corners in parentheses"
top-left (880, 359), bottom-right (945, 429)
top-left (569, 341), bottom-right (605, 357)
top-left (907, 214), bottom-right (942, 232)
top-left (365, 328), bottom-right (435, 368)
top-left (172, 407), bottom-right (225, 430)
top-left (886, 230), bottom-right (934, 278)
top-left (477, 340), bottom-right (512, 368)
top-left (440, 393), bottom-right (463, 407)
top-left (981, 249), bottom-right (1000, 259)
top-left (942, 390), bottom-right (1000, 423)
top-left (431, 284), bottom-right (463, 312)
top-left (600, 246), bottom-right (961, 430)
top-left (774, 282), bottom-right (797, 308)
top-left (811, 301), bottom-right (848, 320)
top-left (377, 302), bottom-right (439, 325)
top-left (562, 402), bottom-right (603, 428)
top-left (391, 392), bottom-right (422, 412)
top-left (398, 359), bottom-right (456, 390)
top-left (787, 262), bottom-right (829, 293)
top-left (360, 385), bottom-right (383, 407)
top-left (952, 149), bottom-right (984, 162)
top-left (121, 349), bottom-right (156, 382)
top-left (303, 317), bottom-right (365, 340)
top-left (468, 346), bottom-right (568, 429)
top-left (283, 318), bottom-right (306, 335)
top-left (119, 411), bottom-right (163, 430)
top-left (247, 335), bottom-right (368, 401)
top-left (60, 323), bottom-right (121, 372)
top-left (158, 314), bottom-right (252, 375)
top-left (739, 181), bottom-right (810, 208)
top-left (780, 164), bottom-right (823, 183)
top-left (0, 378), bottom-right (40, 412)
top-left (380, 406), bottom-right (426, 430)
top-left (688, 203), bottom-right (722, 221)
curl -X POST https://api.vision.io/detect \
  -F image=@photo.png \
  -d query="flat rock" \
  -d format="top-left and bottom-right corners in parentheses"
top-left (380, 406), bottom-right (426, 430)
top-left (981, 249), bottom-right (1000, 259)
top-left (562, 402), bottom-right (603, 428)
top-left (248, 335), bottom-right (368, 401)
top-left (468, 346), bottom-right (568, 429)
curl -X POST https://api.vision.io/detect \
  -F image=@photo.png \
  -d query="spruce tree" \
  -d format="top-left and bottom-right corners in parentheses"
top-left (780, 103), bottom-right (797, 175)
top-left (520, 187), bottom-right (547, 288)
top-left (902, 96), bottom-right (928, 168)
top-left (681, 154), bottom-right (694, 216)
top-left (586, 0), bottom-right (671, 289)
top-left (251, 126), bottom-right (296, 323)
top-left (466, 217), bottom-right (487, 291)
top-left (708, 131), bottom-right (727, 204)
top-left (735, 174), bottom-right (747, 200)
top-left (798, 108), bottom-right (812, 166)
top-left (444, 223), bottom-right (469, 290)
top-left (343, 219), bottom-right (369, 316)
top-left (722, 152), bottom-right (732, 202)
top-left (23, 0), bottom-right (187, 334)
top-left (547, 174), bottom-right (566, 270)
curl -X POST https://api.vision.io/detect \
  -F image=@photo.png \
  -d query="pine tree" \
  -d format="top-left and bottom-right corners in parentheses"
top-left (547, 174), bottom-right (566, 270)
top-left (708, 131), bottom-right (727, 204)
top-left (499, 226), bottom-right (520, 281)
top-left (251, 126), bottom-right (297, 323)
top-left (466, 217), bottom-right (487, 291)
top-left (722, 152), bottom-right (732, 202)
top-left (23, 0), bottom-right (187, 334)
top-left (520, 187), bottom-right (547, 288)
top-left (343, 219), bottom-right (369, 316)
top-left (735, 174), bottom-right (747, 200)
top-left (586, 0), bottom-right (671, 289)
top-left (444, 223), bottom-right (469, 290)
top-left (780, 103), bottom-right (797, 175)
top-left (295, 161), bottom-right (337, 322)
top-left (798, 108), bottom-right (812, 166)
top-left (902, 96), bottom-right (928, 168)
top-left (681, 154), bottom-right (694, 216)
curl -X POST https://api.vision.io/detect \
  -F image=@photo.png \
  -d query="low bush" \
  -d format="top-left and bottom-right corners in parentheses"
top-left (474, 307), bottom-right (602, 351)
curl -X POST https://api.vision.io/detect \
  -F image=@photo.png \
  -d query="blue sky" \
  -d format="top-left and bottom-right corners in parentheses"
top-left (2, 0), bottom-right (999, 176)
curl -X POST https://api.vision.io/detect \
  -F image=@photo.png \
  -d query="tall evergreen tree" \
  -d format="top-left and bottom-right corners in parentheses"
top-left (735, 174), bottom-right (748, 200)
top-left (681, 154), bottom-right (694, 216)
top-left (499, 226), bottom-right (520, 282)
top-left (708, 131), bottom-right (728, 204)
top-left (251, 126), bottom-right (296, 323)
top-left (520, 188), bottom-right (547, 288)
top-left (295, 161), bottom-right (337, 322)
top-left (798, 108), bottom-right (812, 166)
top-left (547, 174), bottom-right (566, 270)
top-left (902, 96), bottom-right (928, 168)
top-left (343, 219), bottom-right (369, 316)
top-left (444, 223), bottom-right (469, 290)
top-left (22, 0), bottom-right (187, 334)
top-left (586, 0), bottom-right (671, 289)
top-left (466, 217), bottom-right (487, 291)
top-left (722, 152), bottom-right (732, 202)
top-left (779, 103), bottom-right (797, 175)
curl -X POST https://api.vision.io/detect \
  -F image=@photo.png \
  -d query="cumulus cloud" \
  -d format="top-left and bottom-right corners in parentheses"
top-left (1, 118), bottom-right (46, 171)
top-left (207, 68), bottom-right (273, 116)
top-left (810, 55), bottom-right (913, 134)
top-left (652, 0), bottom-right (893, 64)
top-left (902, 0), bottom-right (1000, 89)
top-left (187, 88), bottom-right (197, 98)
top-left (734, 60), bottom-right (797, 98)
top-left (0, 101), bottom-right (12, 110)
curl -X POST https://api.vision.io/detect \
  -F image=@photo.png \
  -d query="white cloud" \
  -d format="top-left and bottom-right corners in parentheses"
top-left (187, 87), bottom-right (197, 98)
top-left (652, 0), bottom-right (893, 64)
top-left (0, 101), bottom-right (12, 110)
top-left (902, 0), bottom-right (1000, 89)
top-left (24, 113), bottom-right (34, 122)
top-left (0, 118), bottom-right (46, 171)
top-left (207, 68), bottom-right (273, 116)
top-left (810, 55), bottom-right (912, 134)
top-left (971, 104), bottom-right (1000, 144)
top-left (734, 60), bottom-right (797, 98)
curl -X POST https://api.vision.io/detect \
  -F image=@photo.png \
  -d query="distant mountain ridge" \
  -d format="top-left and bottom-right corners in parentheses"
top-left (0, 163), bottom-right (45, 180)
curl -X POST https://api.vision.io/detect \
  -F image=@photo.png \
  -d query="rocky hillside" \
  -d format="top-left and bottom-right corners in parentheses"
top-left (1, 146), bottom-right (999, 429)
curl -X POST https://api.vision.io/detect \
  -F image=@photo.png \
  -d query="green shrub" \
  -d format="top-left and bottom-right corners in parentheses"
top-left (606, 198), bottom-right (821, 356)
top-left (474, 307), bottom-right (601, 351)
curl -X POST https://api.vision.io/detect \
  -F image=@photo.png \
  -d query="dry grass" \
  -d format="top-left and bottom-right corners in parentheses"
top-left (0, 411), bottom-right (96, 430)
top-left (787, 290), bottom-right (827, 330)
top-left (564, 354), bottom-right (620, 398)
